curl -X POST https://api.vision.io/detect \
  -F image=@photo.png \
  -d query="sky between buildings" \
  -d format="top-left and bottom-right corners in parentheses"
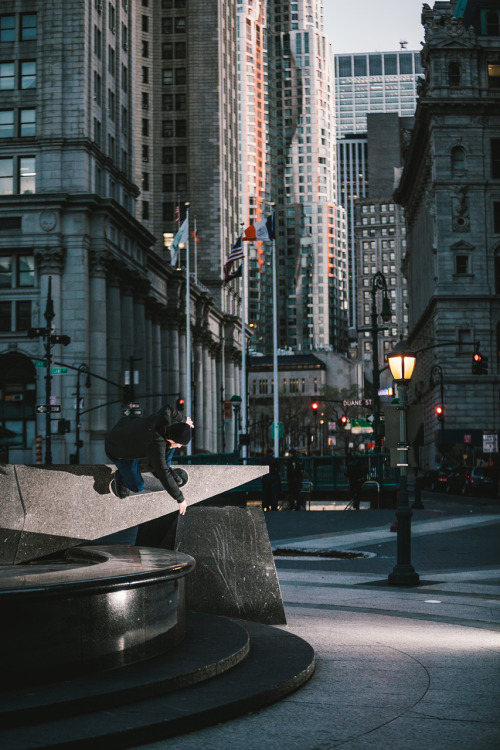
top-left (323, 0), bottom-right (426, 54)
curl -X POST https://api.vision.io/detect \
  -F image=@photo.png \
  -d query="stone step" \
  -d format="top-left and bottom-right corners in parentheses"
top-left (0, 616), bottom-right (315, 750)
top-left (0, 612), bottom-right (248, 729)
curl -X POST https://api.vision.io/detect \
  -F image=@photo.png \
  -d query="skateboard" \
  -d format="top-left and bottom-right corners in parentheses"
top-left (171, 467), bottom-right (189, 488)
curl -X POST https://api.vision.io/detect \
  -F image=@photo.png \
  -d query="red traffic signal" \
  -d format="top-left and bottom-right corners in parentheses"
top-left (311, 401), bottom-right (319, 411)
top-left (340, 415), bottom-right (348, 425)
top-left (176, 397), bottom-right (185, 410)
top-left (435, 405), bottom-right (444, 422)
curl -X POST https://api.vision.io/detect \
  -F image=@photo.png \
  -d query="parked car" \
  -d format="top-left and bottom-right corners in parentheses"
top-left (446, 466), bottom-right (470, 495)
top-left (425, 467), bottom-right (451, 492)
top-left (462, 466), bottom-right (498, 497)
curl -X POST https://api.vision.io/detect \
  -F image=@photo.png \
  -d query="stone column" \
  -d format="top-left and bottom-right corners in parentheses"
top-left (120, 275), bottom-right (135, 397)
top-left (203, 343), bottom-right (211, 451)
top-left (193, 332), bottom-right (204, 452)
top-left (211, 346), bottom-right (219, 452)
top-left (132, 278), bottom-right (149, 403)
top-left (151, 313), bottom-right (162, 410)
top-left (106, 271), bottom-right (122, 430)
top-left (145, 313), bottom-right (153, 400)
top-left (88, 251), bottom-right (110, 460)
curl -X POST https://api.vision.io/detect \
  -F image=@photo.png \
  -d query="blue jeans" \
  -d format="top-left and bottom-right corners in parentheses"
top-left (114, 458), bottom-right (145, 493)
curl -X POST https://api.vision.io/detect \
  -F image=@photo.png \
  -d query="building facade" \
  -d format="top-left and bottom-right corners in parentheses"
top-left (354, 113), bottom-right (412, 391)
top-left (0, 0), bottom-right (243, 464)
top-left (248, 0), bottom-right (348, 357)
top-left (395, 0), bottom-right (500, 467)
top-left (335, 49), bottom-right (423, 329)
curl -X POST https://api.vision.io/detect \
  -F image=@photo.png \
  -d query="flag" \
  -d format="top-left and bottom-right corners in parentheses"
top-left (174, 203), bottom-right (180, 223)
top-left (224, 234), bottom-right (244, 281)
top-left (242, 213), bottom-right (275, 242)
top-left (170, 217), bottom-right (188, 266)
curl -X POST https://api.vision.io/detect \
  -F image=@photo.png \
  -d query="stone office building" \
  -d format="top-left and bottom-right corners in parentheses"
top-left (0, 1), bottom-right (242, 463)
top-left (395, 0), bottom-right (500, 467)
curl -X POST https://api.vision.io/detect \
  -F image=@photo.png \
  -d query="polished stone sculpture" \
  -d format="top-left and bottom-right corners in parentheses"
top-left (175, 507), bottom-right (287, 625)
top-left (0, 464), bottom-right (268, 565)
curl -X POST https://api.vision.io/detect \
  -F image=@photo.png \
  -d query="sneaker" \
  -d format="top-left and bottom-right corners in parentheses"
top-left (109, 473), bottom-right (130, 499)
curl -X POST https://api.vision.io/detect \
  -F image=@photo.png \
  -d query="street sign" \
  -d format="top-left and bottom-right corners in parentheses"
top-left (33, 359), bottom-right (47, 368)
top-left (50, 367), bottom-right (67, 374)
top-left (271, 421), bottom-right (283, 438)
top-left (36, 404), bottom-right (61, 414)
top-left (483, 432), bottom-right (498, 453)
top-left (342, 398), bottom-right (373, 407)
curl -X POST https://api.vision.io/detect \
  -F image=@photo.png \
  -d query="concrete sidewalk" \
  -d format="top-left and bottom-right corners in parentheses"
top-left (137, 500), bottom-right (500, 750)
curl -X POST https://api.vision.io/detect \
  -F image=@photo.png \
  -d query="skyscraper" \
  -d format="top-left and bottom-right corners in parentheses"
top-left (259, 0), bottom-right (347, 355)
top-left (335, 49), bottom-right (423, 329)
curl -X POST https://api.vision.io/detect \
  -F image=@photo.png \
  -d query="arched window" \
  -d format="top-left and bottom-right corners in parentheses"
top-left (448, 62), bottom-right (461, 87)
top-left (486, 11), bottom-right (500, 36)
top-left (451, 146), bottom-right (466, 173)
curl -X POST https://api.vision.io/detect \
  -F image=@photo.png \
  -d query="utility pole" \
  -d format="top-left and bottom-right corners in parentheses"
top-left (27, 277), bottom-right (71, 464)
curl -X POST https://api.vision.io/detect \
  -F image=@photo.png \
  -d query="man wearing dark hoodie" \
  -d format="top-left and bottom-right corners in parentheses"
top-left (105, 404), bottom-right (194, 514)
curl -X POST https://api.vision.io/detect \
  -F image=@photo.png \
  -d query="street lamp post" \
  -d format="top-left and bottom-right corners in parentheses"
top-left (74, 364), bottom-right (90, 465)
top-left (387, 339), bottom-right (420, 587)
top-left (370, 272), bottom-right (392, 457)
top-left (230, 394), bottom-right (242, 454)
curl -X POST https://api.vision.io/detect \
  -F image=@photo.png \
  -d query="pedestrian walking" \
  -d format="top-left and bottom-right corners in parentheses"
top-left (105, 403), bottom-right (194, 514)
top-left (261, 448), bottom-right (280, 511)
top-left (287, 448), bottom-right (304, 510)
top-left (346, 454), bottom-right (366, 510)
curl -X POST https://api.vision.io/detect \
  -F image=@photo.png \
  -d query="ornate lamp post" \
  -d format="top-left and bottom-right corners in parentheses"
top-left (370, 272), bottom-right (392, 454)
top-left (387, 339), bottom-right (420, 587)
top-left (74, 364), bottom-right (91, 465)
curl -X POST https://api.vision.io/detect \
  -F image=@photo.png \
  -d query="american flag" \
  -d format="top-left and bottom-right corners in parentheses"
top-left (224, 235), bottom-right (244, 281)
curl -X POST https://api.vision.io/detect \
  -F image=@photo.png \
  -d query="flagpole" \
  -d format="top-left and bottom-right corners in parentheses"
top-left (185, 202), bottom-right (192, 456)
top-left (240, 223), bottom-right (247, 461)
top-left (270, 205), bottom-right (279, 458)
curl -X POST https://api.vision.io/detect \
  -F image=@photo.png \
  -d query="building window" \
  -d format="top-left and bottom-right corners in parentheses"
top-left (455, 255), bottom-right (469, 275)
top-left (141, 15), bottom-right (149, 32)
top-left (0, 157), bottom-right (13, 194)
top-left (21, 14), bottom-right (36, 41)
top-left (0, 110), bottom-right (14, 138)
top-left (451, 145), bottom-right (466, 173)
top-left (162, 120), bottom-right (174, 137)
top-left (448, 62), bottom-right (460, 87)
top-left (142, 201), bottom-right (149, 220)
top-left (495, 256), bottom-right (500, 294)
top-left (259, 379), bottom-right (268, 394)
top-left (0, 253), bottom-right (35, 288)
top-left (0, 299), bottom-right (32, 332)
top-left (485, 10), bottom-right (500, 35)
top-left (21, 60), bottom-right (36, 89)
top-left (488, 63), bottom-right (500, 89)
top-left (0, 15), bottom-right (15, 42)
top-left (0, 62), bottom-right (14, 90)
top-left (492, 139), bottom-right (500, 178)
top-left (142, 40), bottom-right (149, 57)
top-left (20, 109), bottom-right (35, 137)
top-left (163, 68), bottom-right (173, 85)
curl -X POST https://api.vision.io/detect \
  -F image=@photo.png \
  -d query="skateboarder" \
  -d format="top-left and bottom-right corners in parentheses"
top-left (105, 404), bottom-right (194, 514)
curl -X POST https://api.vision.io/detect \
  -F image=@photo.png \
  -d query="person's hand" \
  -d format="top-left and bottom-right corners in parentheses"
top-left (185, 416), bottom-right (194, 428)
top-left (178, 499), bottom-right (187, 515)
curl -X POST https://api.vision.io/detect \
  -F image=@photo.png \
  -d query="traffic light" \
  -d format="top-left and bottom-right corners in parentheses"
top-left (27, 327), bottom-right (48, 338)
top-left (50, 334), bottom-right (71, 346)
top-left (339, 414), bottom-right (348, 427)
top-left (435, 405), bottom-right (444, 422)
top-left (311, 401), bottom-right (319, 412)
top-left (472, 351), bottom-right (488, 374)
top-left (177, 397), bottom-right (185, 410)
